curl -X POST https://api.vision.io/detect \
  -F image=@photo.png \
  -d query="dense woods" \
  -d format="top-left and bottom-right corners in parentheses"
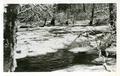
top-left (4, 3), bottom-right (116, 72)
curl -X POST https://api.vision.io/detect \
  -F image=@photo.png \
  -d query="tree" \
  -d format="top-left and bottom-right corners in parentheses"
top-left (89, 4), bottom-right (95, 26)
top-left (83, 4), bottom-right (86, 12)
top-left (18, 4), bottom-right (53, 26)
top-left (50, 15), bottom-right (56, 26)
top-left (4, 4), bottom-right (18, 72)
top-left (109, 3), bottom-right (116, 32)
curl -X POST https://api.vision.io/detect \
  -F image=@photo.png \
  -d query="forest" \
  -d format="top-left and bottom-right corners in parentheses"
top-left (4, 3), bottom-right (116, 72)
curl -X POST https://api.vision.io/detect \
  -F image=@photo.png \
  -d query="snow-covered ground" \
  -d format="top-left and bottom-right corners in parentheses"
top-left (53, 64), bottom-right (116, 72)
top-left (14, 21), bottom-right (116, 72)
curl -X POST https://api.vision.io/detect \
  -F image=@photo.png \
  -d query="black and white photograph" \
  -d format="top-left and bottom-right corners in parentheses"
top-left (3, 3), bottom-right (117, 72)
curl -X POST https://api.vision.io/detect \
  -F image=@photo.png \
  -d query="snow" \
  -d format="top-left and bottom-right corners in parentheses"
top-left (14, 21), bottom-right (116, 72)
top-left (15, 22), bottom-right (115, 59)
top-left (75, 20), bottom-right (90, 26)
top-left (53, 65), bottom-right (107, 72)
top-left (94, 25), bottom-right (111, 32)
top-left (106, 46), bottom-right (116, 52)
top-left (69, 47), bottom-right (93, 53)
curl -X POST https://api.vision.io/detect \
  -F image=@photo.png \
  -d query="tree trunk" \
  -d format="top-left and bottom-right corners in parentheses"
top-left (50, 10), bottom-right (56, 26)
top-left (83, 4), bottom-right (86, 12)
top-left (109, 3), bottom-right (116, 32)
top-left (89, 4), bottom-right (95, 26)
top-left (4, 4), bottom-right (18, 72)
top-left (50, 17), bottom-right (55, 26)
top-left (43, 18), bottom-right (47, 26)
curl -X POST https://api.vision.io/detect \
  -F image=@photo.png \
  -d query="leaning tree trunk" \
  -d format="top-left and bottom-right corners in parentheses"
top-left (4, 4), bottom-right (18, 72)
top-left (89, 4), bottom-right (95, 26)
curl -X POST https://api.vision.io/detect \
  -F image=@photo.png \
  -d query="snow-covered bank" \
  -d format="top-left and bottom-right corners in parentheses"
top-left (14, 22), bottom-right (116, 72)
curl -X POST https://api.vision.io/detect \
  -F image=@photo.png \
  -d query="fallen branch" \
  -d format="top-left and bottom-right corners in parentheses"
top-left (103, 62), bottom-right (111, 72)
